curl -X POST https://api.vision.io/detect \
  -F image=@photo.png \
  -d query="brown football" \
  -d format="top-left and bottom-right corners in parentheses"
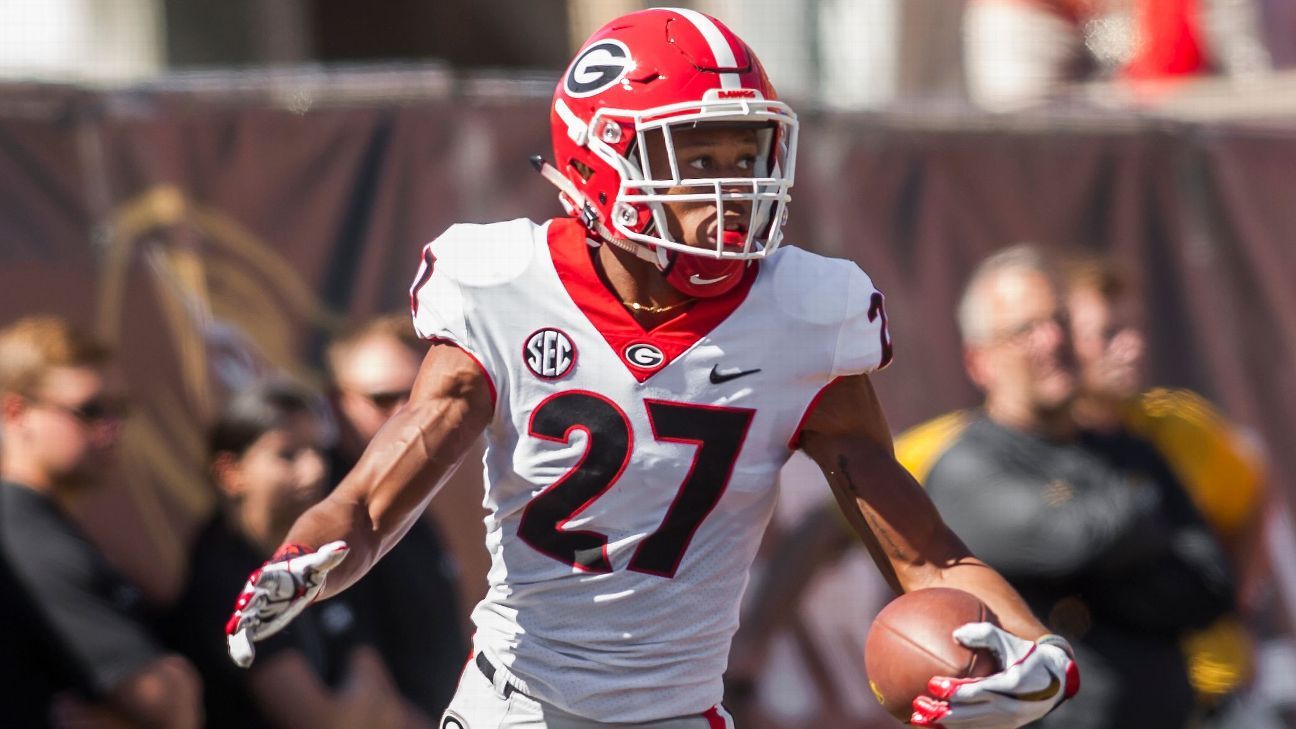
top-left (864, 587), bottom-right (1001, 721)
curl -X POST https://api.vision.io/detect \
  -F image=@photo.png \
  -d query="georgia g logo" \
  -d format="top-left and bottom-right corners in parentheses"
top-left (624, 343), bottom-right (665, 371)
top-left (524, 328), bottom-right (577, 379)
top-left (564, 40), bottom-right (632, 97)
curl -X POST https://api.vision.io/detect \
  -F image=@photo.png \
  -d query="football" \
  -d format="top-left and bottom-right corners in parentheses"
top-left (864, 587), bottom-right (1000, 721)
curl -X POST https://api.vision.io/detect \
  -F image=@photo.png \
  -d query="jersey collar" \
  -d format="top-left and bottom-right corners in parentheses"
top-left (548, 217), bottom-right (757, 383)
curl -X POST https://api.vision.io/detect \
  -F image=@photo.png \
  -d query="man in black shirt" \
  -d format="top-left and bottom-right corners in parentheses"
top-left (0, 315), bottom-right (202, 728)
top-left (925, 246), bottom-right (1234, 728)
top-left (324, 315), bottom-right (467, 719)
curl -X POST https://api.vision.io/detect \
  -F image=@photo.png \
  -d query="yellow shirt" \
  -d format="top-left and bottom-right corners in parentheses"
top-left (894, 410), bottom-right (975, 485)
top-left (1123, 388), bottom-right (1264, 542)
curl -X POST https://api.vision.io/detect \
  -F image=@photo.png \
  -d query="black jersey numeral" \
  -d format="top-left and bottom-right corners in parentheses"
top-left (627, 401), bottom-right (754, 576)
top-left (869, 291), bottom-right (894, 368)
top-left (518, 392), bottom-right (753, 577)
top-left (518, 391), bottom-right (631, 573)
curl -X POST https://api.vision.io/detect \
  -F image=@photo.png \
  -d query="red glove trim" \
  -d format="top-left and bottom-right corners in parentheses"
top-left (270, 542), bottom-right (313, 561)
top-left (1063, 660), bottom-right (1081, 699)
top-left (910, 695), bottom-right (950, 727)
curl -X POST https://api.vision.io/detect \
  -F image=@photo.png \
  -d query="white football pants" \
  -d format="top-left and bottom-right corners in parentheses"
top-left (442, 654), bottom-right (736, 729)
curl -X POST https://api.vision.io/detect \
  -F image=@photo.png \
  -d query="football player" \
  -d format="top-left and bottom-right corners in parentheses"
top-left (225, 9), bottom-right (1079, 728)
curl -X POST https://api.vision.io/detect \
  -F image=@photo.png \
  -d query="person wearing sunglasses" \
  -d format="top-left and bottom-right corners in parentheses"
top-left (327, 314), bottom-right (420, 453)
top-left (0, 315), bottom-right (203, 728)
top-left (324, 314), bottom-right (467, 720)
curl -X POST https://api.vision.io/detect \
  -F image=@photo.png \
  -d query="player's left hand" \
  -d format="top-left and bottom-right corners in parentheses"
top-left (910, 624), bottom-right (1079, 729)
top-left (225, 540), bottom-right (349, 668)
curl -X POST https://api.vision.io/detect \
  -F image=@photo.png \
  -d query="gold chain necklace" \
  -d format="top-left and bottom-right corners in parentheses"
top-left (622, 297), bottom-right (696, 315)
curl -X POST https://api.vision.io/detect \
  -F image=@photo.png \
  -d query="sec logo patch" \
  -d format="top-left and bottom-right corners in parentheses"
top-left (524, 328), bottom-right (577, 379)
top-left (441, 711), bottom-right (467, 729)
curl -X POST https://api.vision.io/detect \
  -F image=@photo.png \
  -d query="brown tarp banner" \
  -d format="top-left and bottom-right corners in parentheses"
top-left (0, 80), bottom-right (1292, 615)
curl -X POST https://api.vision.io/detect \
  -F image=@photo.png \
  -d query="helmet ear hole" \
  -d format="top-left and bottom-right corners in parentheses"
top-left (571, 160), bottom-right (595, 182)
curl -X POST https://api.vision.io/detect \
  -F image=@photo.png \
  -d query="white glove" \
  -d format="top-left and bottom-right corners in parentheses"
top-left (910, 623), bottom-right (1079, 729)
top-left (225, 541), bottom-right (350, 668)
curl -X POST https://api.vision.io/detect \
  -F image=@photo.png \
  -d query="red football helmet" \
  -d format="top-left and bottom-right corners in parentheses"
top-left (544, 8), bottom-right (798, 294)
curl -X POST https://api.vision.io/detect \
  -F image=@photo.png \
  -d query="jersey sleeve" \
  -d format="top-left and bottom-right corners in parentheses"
top-left (831, 264), bottom-right (893, 377)
top-left (409, 242), bottom-right (469, 346)
top-left (409, 219), bottom-right (538, 346)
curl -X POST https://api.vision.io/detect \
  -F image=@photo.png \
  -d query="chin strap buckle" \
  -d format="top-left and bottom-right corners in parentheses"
top-left (531, 154), bottom-right (660, 266)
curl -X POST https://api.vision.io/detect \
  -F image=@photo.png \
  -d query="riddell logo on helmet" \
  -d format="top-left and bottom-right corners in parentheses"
top-left (565, 40), bottom-right (633, 98)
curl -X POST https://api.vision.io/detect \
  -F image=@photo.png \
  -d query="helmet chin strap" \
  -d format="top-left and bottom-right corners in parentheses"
top-left (531, 155), bottom-right (660, 266)
top-left (604, 233), bottom-right (662, 266)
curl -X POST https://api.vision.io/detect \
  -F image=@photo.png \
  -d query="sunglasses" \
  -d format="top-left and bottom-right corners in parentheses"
top-left (361, 389), bottom-right (411, 410)
top-left (26, 395), bottom-right (130, 424)
top-left (988, 312), bottom-right (1070, 346)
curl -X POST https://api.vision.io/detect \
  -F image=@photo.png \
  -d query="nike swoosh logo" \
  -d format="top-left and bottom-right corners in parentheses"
top-left (985, 672), bottom-right (1061, 703)
top-left (709, 365), bottom-right (761, 384)
top-left (689, 273), bottom-right (729, 285)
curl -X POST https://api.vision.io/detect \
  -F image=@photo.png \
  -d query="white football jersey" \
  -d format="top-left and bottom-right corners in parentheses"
top-left (410, 217), bottom-right (891, 722)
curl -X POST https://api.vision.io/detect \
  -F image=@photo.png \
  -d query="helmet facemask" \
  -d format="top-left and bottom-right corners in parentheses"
top-left (586, 95), bottom-right (798, 264)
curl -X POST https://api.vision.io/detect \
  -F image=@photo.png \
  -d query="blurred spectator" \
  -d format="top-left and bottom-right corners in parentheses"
top-left (964, 0), bottom-right (1098, 109)
top-left (895, 253), bottom-right (1274, 720)
top-left (163, 380), bottom-right (426, 729)
top-left (1064, 254), bottom-right (1270, 722)
top-left (963, 0), bottom-right (1272, 109)
top-left (919, 245), bottom-right (1233, 728)
top-left (324, 314), bottom-right (468, 718)
top-left (0, 315), bottom-right (203, 729)
top-left (730, 247), bottom-right (1265, 727)
top-left (1064, 256), bottom-right (1265, 557)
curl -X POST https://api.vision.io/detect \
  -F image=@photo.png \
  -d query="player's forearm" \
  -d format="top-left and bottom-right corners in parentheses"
top-left (917, 557), bottom-right (1050, 641)
top-left (806, 431), bottom-right (1050, 640)
top-left (873, 502), bottom-right (1051, 641)
top-left (284, 395), bottom-right (487, 598)
top-left (881, 500), bottom-right (1051, 641)
top-left (278, 488), bottom-right (380, 599)
top-left (810, 427), bottom-right (982, 597)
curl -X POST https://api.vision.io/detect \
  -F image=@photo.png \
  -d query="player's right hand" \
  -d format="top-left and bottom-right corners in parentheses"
top-left (225, 540), bottom-right (349, 668)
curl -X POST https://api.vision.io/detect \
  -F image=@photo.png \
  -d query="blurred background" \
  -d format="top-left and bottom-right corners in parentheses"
top-left (2, 0), bottom-right (1295, 727)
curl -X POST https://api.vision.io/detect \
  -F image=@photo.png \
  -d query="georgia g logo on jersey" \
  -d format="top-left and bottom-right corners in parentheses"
top-left (564, 40), bottom-right (632, 97)
top-left (624, 342), bottom-right (665, 371)
top-left (524, 328), bottom-right (577, 379)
